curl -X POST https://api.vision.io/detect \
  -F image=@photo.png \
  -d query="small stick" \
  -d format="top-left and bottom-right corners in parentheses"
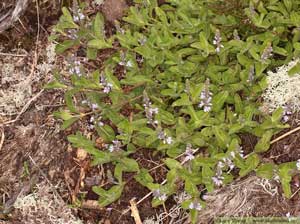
top-left (290, 186), bottom-right (300, 199)
top-left (0, 129), bottom-right (4, 151)
top-left (130, 198), bottom-right (142, 224)
top-left (270, 125), bottom-right (300, 144)
top-left (0, 52), bottom-right (27, 57)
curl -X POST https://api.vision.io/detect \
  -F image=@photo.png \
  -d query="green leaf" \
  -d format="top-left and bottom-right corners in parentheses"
top-left (212, 126), bottom-right (230, 149)
top-left (118, 157), bottom-right (139, 172)
top-left (278, 163), bottom-right (295, 198)
top-left (288, 61), bottom-right (300, 76)
top-left (135, 168), bottom-right (154, 188)
top-left (96, 125), bottom-right (115, 142)
top-left (256, 163), bottom-right (276, 179)
top-left (62, 117), bottom-right (79, 130)
top-left (191, 32), bottom-right (214, 57)
top-left (93, 184), bottom-right (124, 207)
top-left (44, 80), bottom-right (68, 89)
top-left (157, 109), bottom-right (176, 125)
top-left (88, 39), bottom-right (112, 49)
top-left (254, 130), bottom-right (273, 153)
top-left (172, 93), bottom-right (192, 107)
top-left (93, 13), bottom-right (105, 39)
top-left (164, 158), bottom-right (182, 170)
top-left (211, 91), bottom-right (229, 112)
top-left (55, 40), bottom-right (79, 54)
top-left (239, 153), bottom-right (260, 177)
top-left (185, 179), bottom-right (198, 197)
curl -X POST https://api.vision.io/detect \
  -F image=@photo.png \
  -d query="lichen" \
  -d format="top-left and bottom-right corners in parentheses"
top-left (262, 59), bottom-right (300, 113)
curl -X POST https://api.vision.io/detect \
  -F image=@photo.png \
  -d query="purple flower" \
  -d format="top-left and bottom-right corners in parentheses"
top-left (261, 43), bottom-right (273, 62)
top-left (189, 201), bottom-right (202, 211)
top-left (199, 79), bottom-right (213, 112)
top-left (107, 140), bottom-right (122, 152)
top-left (100, 73), bottom-right (113, 93)
top-left (143, 92), bottom-right (159, 125)
top-left (213, 29), bottom-right (224, 53)
top-left (152, 189), bottom-right (167, 201)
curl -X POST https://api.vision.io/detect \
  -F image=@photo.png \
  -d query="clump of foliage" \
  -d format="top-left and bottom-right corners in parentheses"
top-left (49, 0), bottom-right (300, 222)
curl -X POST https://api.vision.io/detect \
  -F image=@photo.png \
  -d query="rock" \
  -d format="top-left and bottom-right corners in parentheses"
top-left (101, 0), bottom-right (128, 23)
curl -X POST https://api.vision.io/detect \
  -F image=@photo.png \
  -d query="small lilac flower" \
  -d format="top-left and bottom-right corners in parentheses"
top-left (126, 60), bottom-right (133, 68)
top-left (212, 176), bottom-right (224, 186)
top-left (90, 116), bottom-right (95, 123)
top-left (152, 189), bottom-right (167, 201)
top-left (247, 65), bottom-right (255, 84)
top-left (189, 201), bottom-right (202, 211)
top-left (143, 92), bottom-right (159, 125)
top-left (184, 144), bottom-right (196, 161)
top-left (67, 29), bottom-right (78, 39)
top-left (115, 21), bottom-right (125, 34)
top-left (119, 51), bottom-right (127, 66)
top-left (157, 130), bottom-right (173, 145)
top-left (261, 43), bottom-right (273, 62)
top-left (164, 136), bottom-right (173, 145)
top-left (107, 140), bottom-right (122, 152)
top-left (199, 79), bottom-right (213, 112)
top-left (100, 74), bottom-right (113, 93)
top-left (138, 36), bottom-right (147, 46)
top-left (296, 159), bottom-right (300, 170)
top-left (69, 59), bottom-right (81, 76)
top-left (72, 5), bottom-right (85, 22)
top-left (91, 103), bottom-right (99, 110)
top-left (213, 29), bottom-right (224, 53)
top-left (233, 29), bottom-right (240, 40)
top-left (282, 104), bottom-right (293, 123)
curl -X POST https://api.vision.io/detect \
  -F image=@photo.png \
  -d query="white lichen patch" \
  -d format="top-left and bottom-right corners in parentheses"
top-left (0, 56), bottom-right (33, 116)
top-left (0, 43), bottom-right (56, 116)
top-left (262, 59), bottom-right (300, 113)
top-left (14, 181), bottom-right (83, 224)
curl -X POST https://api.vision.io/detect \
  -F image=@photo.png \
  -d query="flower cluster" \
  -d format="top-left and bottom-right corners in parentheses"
top-left (69, 59), bottom-right (82, 76)
top-left (296, 159), bottom-right (300, 170)
top-left (213, 29), bottom-right (224, 53)
top-left (81, 100), bottom-right (99, 111)
top-left (189, 201), bottom-right (202, 211)
top-left (143, 92), bottom-right (159, 125)
top-left (199, 79), bottom-right (213, 112)
top-left (152, 189), bottom-right (167, 201)
top-left (233, 29), bottom-right (240, 40)
top-left (261, 43), bottom-right (273, 62)
top-left (247, 65), bottom-right (255, 84)
top-left (107, 140), bottom-right (122, 153)
top-left (157, 130), bottom-right (173, 145)
top-left (282, 104), bottom-right (293, 123)
top-left (183, 143), bottom-right (197, 162)
top-left (118, 51), bottom-right (133, 68)
top-left (212, 153), bottom-right (236, 187)
top-left (100, 73), bottom-right (113, 93)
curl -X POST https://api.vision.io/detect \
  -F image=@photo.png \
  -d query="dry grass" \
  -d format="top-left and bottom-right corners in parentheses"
top-left (196, 175), bottom-right (289, 223)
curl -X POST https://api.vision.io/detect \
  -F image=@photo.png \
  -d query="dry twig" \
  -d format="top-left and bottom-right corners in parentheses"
top-left (130, 198), bottom-right (142, 224)
top-left (0, 128), bottom-right (4, 151)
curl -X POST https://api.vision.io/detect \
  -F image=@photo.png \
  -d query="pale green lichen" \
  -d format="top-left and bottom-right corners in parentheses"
top-left (14, 181), bottom-right (83, 224)
top-left (262, 59), bottom-right (300, 113)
